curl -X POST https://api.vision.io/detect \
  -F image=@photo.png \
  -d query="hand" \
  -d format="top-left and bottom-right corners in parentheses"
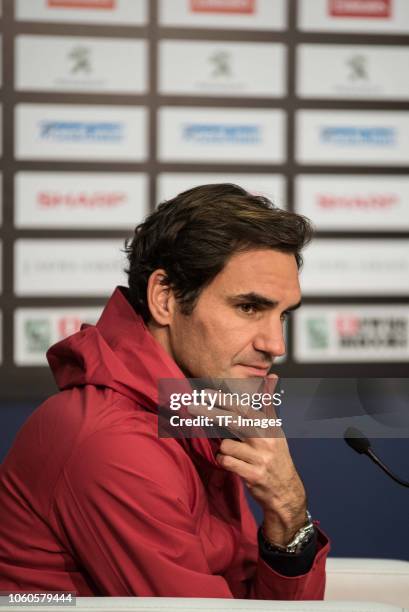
top-left (217, 435), bottom-right (307, 546)
top-left (189, 375), bottom-right (307, 546)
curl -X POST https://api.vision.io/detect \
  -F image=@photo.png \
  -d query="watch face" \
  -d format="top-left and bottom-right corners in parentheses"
top-left (259, 519), bottom-right (315, 554)
top-left (293, 526), bottom-right (315, 554)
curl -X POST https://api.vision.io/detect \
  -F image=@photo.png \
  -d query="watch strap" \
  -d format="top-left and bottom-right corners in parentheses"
top-left (258, 524), bottom-right (318, 577)
top-left (260, 510), bottom-right (315, 555)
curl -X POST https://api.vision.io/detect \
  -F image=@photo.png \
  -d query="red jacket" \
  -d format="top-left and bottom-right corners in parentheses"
top-left (0, 287), bottom-right (329, 598)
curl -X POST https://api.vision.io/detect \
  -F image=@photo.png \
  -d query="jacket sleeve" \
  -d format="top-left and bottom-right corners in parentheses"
top-left (49, 426), bottom-right (329, 598)
top-left (233, 524), bottom-right (330, 600)
top-left (223, 476), bottom-right (330, 600)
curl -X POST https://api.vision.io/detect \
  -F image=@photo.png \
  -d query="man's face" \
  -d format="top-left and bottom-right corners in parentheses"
top-left (167, 248), bottom-right (302, 379)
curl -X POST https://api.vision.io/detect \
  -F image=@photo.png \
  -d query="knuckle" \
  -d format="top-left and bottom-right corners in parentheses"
top-left (260, 454), bottom-right (270, 468)
top-left (254, 465), bottom-right (265, 482)
top-left (220, 439), bottom-right (232, 454)
top-left (221, 455), bottom-right (234, 469)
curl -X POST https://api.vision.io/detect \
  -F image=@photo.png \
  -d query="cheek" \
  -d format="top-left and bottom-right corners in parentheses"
top-left (177, 306), bottom-right (250, 371)
top-left (204, 324), bottom-right (245, 366)
top-left (187, 320), bottom-right (227, 369)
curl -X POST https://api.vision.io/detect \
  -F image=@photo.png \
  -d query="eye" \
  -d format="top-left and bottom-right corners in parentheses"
top-left (238, 303), bottom-right (259, 315)
top-left (280, 311), bottom-right (290, 322)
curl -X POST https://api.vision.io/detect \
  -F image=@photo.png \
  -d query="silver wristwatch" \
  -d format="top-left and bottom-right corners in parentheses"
top-left (263, 510), bottom-right (315, 555)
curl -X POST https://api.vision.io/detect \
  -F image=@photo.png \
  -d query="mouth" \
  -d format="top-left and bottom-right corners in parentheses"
top-left (236, 364), bottom-right (271, 377)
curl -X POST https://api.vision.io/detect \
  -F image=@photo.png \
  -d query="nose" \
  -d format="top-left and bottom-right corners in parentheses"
top-left (253, 315), bottom-right (286, 359)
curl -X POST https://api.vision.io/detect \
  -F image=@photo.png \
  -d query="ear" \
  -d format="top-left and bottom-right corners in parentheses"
top-left (147, 269), bottom-right (175, 326)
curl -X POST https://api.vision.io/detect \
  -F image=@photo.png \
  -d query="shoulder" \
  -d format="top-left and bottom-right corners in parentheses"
top-left (55, 394), bottom-right (199, 511)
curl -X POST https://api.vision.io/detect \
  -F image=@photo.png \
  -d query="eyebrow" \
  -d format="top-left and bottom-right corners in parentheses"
top-left (228, 292), bottom-right (302, 312)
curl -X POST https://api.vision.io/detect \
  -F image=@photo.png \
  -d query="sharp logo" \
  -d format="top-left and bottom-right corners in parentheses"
top-left (39, 121), bottom-right (123, 142)
top-left (183, 124), bottom-right (261, 144)
top-left (68, 46), bottom-right (92, 74)
top-left (320, 126), bottom-right (396, 146)
top-left (329, 0), bottom-right (391, 18)
top-left (336, 316), bottom-right (407, 348)
top-left (209, 50), bottom-right (233, 79)
top-left (190, 0), bottom-right (256, 14)
top-left (317, 193), bottom-right (398, 209)
top-left (37, 191), bottom-right (127, 208)
top-left (48, 0), bottom-right (115, 8)
top-left (347, 54), bottom-right (369, 81)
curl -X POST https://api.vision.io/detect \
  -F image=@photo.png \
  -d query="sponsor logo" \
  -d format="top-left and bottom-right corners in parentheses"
top-left (24, 319), bottom-right (51, 353)
top-left (48, 0), bottom-right (115, 8)
top-left (15, 240), bottom-right (127, 298)
top-left (192, 49), bottom-right (243, 93)
top-left (336, 315), bottom-right (407, 348)
top-left (37, 191), bottom-right (126, 209)
top-left (311, 256), bottom-right (407, 273)
top-left (15, 308), bottom-right (102, 365)
top-left (320, 126), bottom-right (396, 146)
top-left (39, 121), bottom-right (123, 142)
top-left (338, 53), bottom-right (384, 96)
top-left (190, 0), bottom-right (255, 14)
top-left (347, 54), bottom-right (369, 81)
top-left (24, 259), bottom-right (119, 274)
top-left (158, 173), bottom-right (286, 207)
top-left (209, 50), bottom-right (233, 79)
top-left (305, 315), bottom-right (408, 351)
top-left (306, 318), bottom-right (329, 349)
top-left (15, 172), bottom-right (148, 228)
top-left (57, 316), bottom-right (85, 337)
top-left (316, 193), bottom-right (398, 209)
top-left (68, 46), bottom-right (92, 74)
top-left (183, 123), bottom-right (261, 144)
top-left (329, 0), bottom-right (391, 18)
top-left (20, 313), bottom-right (99, 362)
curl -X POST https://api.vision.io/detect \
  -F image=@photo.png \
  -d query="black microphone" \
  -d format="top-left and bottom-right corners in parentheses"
top-left (344, 426), bottom-right (409, 488)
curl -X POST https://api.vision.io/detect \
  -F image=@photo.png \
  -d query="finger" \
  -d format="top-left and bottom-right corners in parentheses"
top-left (216, 453), bottom-right (261, 484)
top-left (219, 437), bottom-right (289, 465)
top-left (263, 373), bottom-right (279, 395)
top-left (219, 438), bottom-right (260, 464)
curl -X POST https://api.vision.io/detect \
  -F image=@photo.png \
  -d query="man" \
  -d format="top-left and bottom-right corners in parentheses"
top-left (0, 184), bottom-right (329, 598)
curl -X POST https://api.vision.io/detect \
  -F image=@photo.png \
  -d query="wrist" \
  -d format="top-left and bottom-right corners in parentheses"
top-left (261, 510), bottom-right (315, 554)
top-left (262, 503), bottom-right (308, 547)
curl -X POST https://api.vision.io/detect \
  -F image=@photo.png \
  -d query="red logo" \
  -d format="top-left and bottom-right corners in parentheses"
top-left (317, 193), bottom-right (398, 209)
top-left (336, 316), bottom-right (360, 337)
top-left (37, 191), bottom-right (126, 208)
top-left (58, 317), bottom-right (83, 339)
top-left (48, 0), bottom-right (115, 9)
top-left (191, 0), bottom-right (255, 14)
top-left (329, 0), bottom-right (391, 18)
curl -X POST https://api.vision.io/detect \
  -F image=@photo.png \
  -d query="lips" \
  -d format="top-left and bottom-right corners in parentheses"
top-left (238, 364), bottom-right (270, 376)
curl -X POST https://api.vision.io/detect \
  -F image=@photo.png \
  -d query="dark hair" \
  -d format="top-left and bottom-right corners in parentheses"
top-left (124, 183), bottom-right (313, 322)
